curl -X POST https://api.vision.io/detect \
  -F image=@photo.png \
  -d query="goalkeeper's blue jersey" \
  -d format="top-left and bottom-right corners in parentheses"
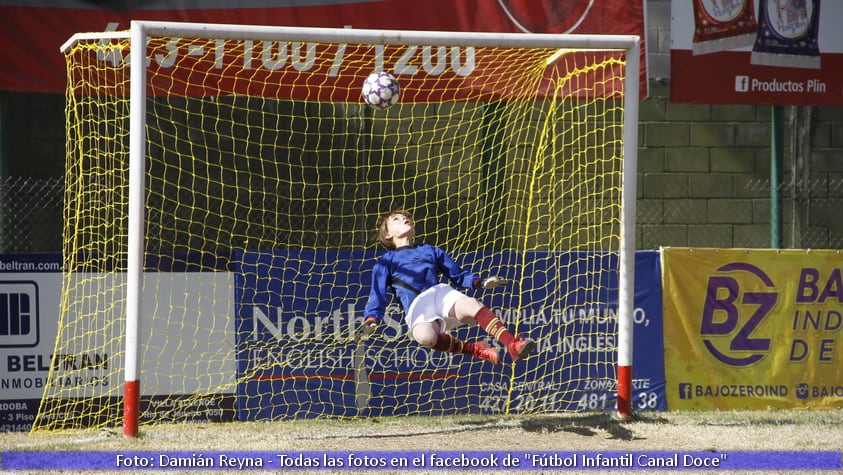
top-left (364, 243), bottom-right (479, 321)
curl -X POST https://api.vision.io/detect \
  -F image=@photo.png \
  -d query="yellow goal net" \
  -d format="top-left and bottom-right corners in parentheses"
top-left (36, 22), bottom-right (640, 434)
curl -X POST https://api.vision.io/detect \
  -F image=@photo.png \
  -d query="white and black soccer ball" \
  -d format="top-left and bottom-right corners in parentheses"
top-left (362, 71), bottom-right (400, 110)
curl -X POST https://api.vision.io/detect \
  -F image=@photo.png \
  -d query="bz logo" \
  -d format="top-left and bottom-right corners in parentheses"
top-left (700, 263), bottom-right (777, 366)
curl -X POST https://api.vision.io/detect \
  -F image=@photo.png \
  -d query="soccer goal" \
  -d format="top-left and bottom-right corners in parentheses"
top-left (41, 21), bottom-right (640, 437)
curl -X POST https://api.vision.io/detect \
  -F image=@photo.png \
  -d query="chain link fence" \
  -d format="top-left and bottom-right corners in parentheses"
top-left (1, 174), bottom-right (840, 253)
top-left (0, 176), bottom-right (64, 253)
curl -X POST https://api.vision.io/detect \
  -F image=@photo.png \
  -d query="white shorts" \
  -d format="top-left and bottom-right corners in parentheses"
top-left (405, 283), bottom-right (466, 333)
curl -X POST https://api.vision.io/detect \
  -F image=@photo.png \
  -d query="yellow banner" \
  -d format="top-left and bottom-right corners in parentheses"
top-left (662, 247), bottom-right (843, 410)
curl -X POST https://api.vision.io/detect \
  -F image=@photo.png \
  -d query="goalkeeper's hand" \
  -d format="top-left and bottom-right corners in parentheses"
top-left (358, 317), bottom-right (378, 338)
top-left (479, 276), bottom-right (508, 289)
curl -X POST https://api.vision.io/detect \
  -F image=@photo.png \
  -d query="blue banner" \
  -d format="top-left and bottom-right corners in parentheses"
top-left (234, 250), bottom-right (664, 420)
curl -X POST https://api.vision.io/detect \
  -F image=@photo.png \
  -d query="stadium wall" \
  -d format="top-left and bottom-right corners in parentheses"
top-left (2, 1), bottom-right (843, 252)
top-left (4, 0), bottom-right (843, 252)
top-left (5, 84), bottom-right (842, 252)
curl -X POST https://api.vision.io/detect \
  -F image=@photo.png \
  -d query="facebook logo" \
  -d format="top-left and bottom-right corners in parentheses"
top-left (735, 75), bottom-right (750, 92)
top-left (0, 281), bottom-right (39, 348)
top-left (678, 383), bottom-right (693, 400)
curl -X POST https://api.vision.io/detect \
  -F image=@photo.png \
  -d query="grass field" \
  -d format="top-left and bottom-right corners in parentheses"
top-left (2, 409), bottom-right (842, 474)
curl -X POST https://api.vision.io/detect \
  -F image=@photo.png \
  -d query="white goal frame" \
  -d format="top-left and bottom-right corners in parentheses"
top-left (64, 20), bottom-right (640, 437)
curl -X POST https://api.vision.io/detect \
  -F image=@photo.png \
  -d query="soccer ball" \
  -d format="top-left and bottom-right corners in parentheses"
top-left (362, 71), bottom-right (400, 110)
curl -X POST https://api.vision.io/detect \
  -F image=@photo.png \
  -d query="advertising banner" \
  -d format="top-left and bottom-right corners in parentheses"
top-left (0, 255), bottom-right (62, 432)
top-left (670, 0), bottom-right (843, 105)
top-left (3, 250), bottom-right (664, 431)
top-left (235, 250), bottom-right (665, 420)
top-left (0, 0), bottom-right (646, 96)
top-left (72, 35), bottom-right (624, 103)
top-left (662, 247), bottom-right (843, 410)
top-left (0, 254), bottom-right (236, 431)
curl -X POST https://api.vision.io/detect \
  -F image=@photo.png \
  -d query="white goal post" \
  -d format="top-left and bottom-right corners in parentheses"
top-left (59, 20), bottom-right (640, 437)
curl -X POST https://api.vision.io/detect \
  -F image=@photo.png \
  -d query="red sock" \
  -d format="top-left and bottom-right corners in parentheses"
top-left (474, 307), bottom-right (515, 346)
top-left (431, 333), bottom-right (474, 355)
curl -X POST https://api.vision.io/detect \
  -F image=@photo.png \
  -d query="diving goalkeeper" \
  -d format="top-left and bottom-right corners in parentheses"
top-left (362, 209), bottom-right (535, 365)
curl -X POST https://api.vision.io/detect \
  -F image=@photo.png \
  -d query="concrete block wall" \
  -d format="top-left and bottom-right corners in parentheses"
top-left (638, 82), bottom-right (843, 249)
top-left (0, 93), bottom-right (65, 178)
top-left (638, 80), bottom-right (772, 249)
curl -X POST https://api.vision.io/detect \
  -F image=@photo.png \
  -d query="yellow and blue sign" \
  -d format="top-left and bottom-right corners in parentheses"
top-left (662, 247), bottom-right (843, 409)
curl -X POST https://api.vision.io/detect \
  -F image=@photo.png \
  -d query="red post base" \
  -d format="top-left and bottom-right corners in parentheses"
top-left (616, 365), bottom-right (633, 419)
top-left (123, 380), bottom-right (140, 438)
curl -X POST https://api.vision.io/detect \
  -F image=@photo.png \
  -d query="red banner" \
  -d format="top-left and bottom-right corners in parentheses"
top-left (67, 37), bottom-right (629, 102)
top-left (0, 0), bottom-right (646, 95)
top-left (671, 0), bottom-right (842, 106)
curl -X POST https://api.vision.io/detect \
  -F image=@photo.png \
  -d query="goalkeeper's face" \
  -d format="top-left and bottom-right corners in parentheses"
top-left (385, 212), bottom-right (415, 240)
